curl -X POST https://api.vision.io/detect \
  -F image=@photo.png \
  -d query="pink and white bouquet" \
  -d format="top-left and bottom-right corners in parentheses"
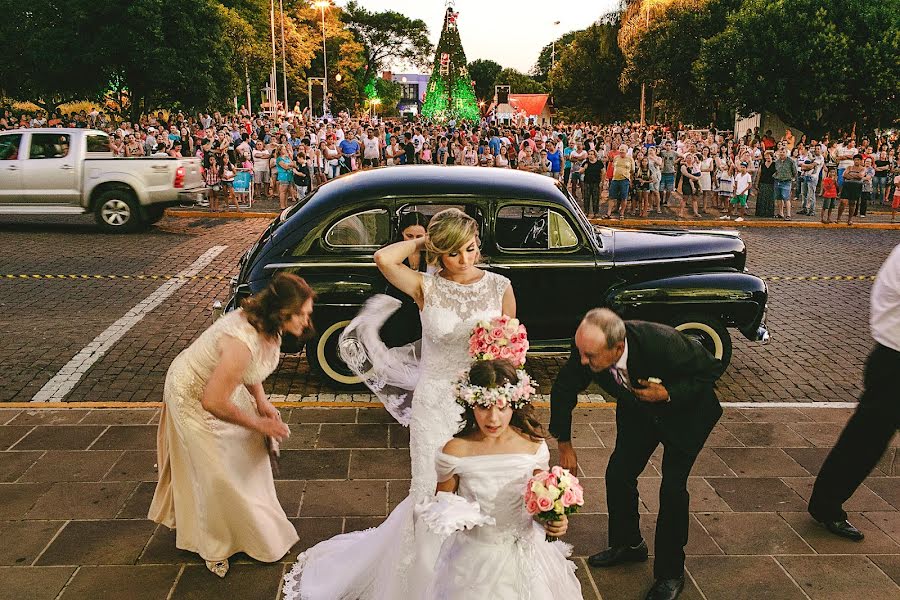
top-left (468, 315), bottom-right (529, 367)
top-left (525, 466), bottom-right (584, 539)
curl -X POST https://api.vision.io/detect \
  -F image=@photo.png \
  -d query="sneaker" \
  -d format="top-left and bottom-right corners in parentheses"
top-left (718, 215), bottom-right (731, 220)
top-left (859, 214), bottom-right (866, 218)
top-left (734, 217), bottom-right (744, 222)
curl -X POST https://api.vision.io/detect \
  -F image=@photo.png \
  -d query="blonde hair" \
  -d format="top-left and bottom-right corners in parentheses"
top-left (425, 208), bottom-right (479, 265)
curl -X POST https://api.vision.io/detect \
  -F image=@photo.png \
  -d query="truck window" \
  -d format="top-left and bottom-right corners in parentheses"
top-left (86, 134), bottom-right (111, 153)
top-left (0, 134), bottom-right (22, 160)
top-left (29, 133), bottom-right (71, 159)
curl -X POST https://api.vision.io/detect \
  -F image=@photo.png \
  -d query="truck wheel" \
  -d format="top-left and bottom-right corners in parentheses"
top-left (671, 314), bottom-right (732, 367)
top-left (306, 320), bottom-right (364, 387)
top-left (145, 205), bottom-right (166, 225)
top-left (94, 189), bottom-right (142, 233)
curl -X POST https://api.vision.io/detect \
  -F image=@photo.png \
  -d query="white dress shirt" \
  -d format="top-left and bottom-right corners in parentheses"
top-left (871, 244), bottom-right (900, 352)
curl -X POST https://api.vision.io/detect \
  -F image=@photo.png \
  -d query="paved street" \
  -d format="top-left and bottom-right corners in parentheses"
top-left (1, 213), bottom-right (897, 405)
top-left (0, 405), bottom-right (897, 599)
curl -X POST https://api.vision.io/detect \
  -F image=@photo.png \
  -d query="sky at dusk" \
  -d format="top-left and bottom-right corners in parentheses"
top-left (337, 0), bottom-right (621, 73)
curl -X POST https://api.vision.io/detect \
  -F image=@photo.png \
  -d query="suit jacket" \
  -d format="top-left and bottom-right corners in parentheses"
top-left (549, 321), bottom-right (725, 453)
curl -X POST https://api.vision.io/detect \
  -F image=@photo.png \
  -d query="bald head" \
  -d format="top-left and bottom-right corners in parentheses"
top-left (575, 308), bottom-right (626, 372)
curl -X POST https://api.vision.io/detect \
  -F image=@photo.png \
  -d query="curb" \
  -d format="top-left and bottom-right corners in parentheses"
top-left (164, 209), bottom-right (900, 230)
top-left (2, 400), bottom-right (611, 409)
top-left (165, 209), bottom-right (276, 219)
top-left (589, 218), bottom-right (900, 230)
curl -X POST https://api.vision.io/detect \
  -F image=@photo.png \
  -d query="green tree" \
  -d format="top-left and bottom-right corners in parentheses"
top-left (468, 59), bottom-right (503, 102)
top-left (549, 21), bottom-right (637, 122)
top-left (343, 0), bottom-right (432, 84)
top-left (618, 0), bottom-right (740, 125)
top-left (697, 0), bottom-right (900, 135)
top-left (0, 1), bottom-right (112, 112)
top-left (494, 69), bottom-right (547, 95)
top-left (422, 7), bottom-right (479, 122)
top-left (531, 31), bottom-right (578, 83)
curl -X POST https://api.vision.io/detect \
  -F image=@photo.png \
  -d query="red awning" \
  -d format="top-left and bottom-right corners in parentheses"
top-left (508, 94), bottom-right (549, 117)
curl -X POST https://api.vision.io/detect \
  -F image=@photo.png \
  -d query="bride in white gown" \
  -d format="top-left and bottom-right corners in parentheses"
top-left (283, 208), bottom-right (516, 599)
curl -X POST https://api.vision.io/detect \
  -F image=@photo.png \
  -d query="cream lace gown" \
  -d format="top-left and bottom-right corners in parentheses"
top-left (283, 271), bottom-right (510, 600)
top-left (427, 441), bottom-right (583, 600)
top-left (148, 309), bottom-right (298, 563)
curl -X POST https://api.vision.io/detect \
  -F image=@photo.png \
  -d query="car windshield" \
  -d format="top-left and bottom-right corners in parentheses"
top-left (557, 181), bottom-right (602, 248)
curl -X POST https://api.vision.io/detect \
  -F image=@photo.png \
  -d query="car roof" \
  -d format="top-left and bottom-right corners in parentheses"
top-left (305, 166), bottom-right (571, 211)
top-left (1, 128), bottom-right (107, 135)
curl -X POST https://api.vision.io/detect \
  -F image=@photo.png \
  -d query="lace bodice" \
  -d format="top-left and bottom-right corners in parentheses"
top-left (419, 271), bottom-right (509, 382)
top-left (434, 442), bottom-right (550, 543)
top-left (166, 309), bottom-right (280, 423)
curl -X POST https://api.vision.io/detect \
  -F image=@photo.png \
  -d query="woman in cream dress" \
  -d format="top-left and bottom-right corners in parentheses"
top-left (149, 273), bottom-right (314, 577)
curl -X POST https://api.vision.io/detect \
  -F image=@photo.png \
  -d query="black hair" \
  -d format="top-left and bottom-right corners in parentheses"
top-left (399, 211), bottom-right (430, 232)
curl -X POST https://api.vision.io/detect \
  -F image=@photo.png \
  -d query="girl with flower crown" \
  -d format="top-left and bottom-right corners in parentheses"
top-left (428, 359), bottom-right (583, 599)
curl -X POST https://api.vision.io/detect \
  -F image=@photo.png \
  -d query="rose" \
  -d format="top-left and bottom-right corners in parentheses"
top-left (536, 495), bottom-right (553, 512)
top-left (490, 327), bottom-right (505, 340)
top-left (562, 487), bottom-right (578, 508)
top-left (499, 346), bottom-right (513, 360)
top-left (526, 497), bottom-right (539, 515)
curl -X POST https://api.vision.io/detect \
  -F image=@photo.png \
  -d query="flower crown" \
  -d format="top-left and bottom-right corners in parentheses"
top-left (454, 368), bottom-right (536, 410)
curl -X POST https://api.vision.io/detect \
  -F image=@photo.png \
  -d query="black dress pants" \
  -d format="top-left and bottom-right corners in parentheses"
top-left (808, 344), bottom-right (900, 522)
top-left (605, 404), bottom-right (703, 579)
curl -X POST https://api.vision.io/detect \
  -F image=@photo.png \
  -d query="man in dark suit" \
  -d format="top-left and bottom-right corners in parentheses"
top-left (550, 308), bottom-right (724, 600)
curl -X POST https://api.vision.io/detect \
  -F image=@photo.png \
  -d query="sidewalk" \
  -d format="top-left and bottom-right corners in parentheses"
top-left (166, 191), bottom-right (900, 229)
top-left (0, 405), bottom-right (897, 599)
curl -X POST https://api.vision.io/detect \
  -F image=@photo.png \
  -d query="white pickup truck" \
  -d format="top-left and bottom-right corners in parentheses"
top-left (0, 128), bottom-right (206, 232)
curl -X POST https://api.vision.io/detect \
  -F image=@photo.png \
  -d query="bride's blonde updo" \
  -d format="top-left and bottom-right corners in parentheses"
top-left (425, 208), bottom-right (479, 266)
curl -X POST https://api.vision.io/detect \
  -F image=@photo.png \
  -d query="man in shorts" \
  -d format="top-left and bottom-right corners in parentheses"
top-left (659, 141), bottom-right (679, 207)
top-left (251, 141), bottom-right (271, 201)
top-left (773, 147), bottom-right (797, 219)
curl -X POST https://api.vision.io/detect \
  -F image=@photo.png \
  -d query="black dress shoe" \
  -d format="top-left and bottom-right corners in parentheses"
top-left (645, 576), bottom-right (685, 600)
top-left (819, 519), bottom-right (865, 541)
top-left (587, 540), bottom-right (648, 567)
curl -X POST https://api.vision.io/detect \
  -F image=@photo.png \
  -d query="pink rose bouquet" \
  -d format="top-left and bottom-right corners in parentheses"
top-left (525, 466), bottom-right (585, 540)
top-left (468, 315), bottom-right (529, 367)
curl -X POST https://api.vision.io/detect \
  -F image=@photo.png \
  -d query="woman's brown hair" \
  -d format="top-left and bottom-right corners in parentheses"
top-left (241, 272), bottom-right (316, 339)
top-left (455, 359), bottom-right (547, 442)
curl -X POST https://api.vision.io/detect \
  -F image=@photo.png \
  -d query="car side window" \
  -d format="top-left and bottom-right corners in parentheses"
top-left (495, 205), bottom-right (579, 250)
top-left (0, 134), bottom-right (22, 160)
top-left (29, 134), bottom-right (70, 159)
top-left (397, 203), bottom-right (485, 239)
top-left (86, 134), bottom-right (111, 153)
top-left (325, 208), bottom-right (390, 248)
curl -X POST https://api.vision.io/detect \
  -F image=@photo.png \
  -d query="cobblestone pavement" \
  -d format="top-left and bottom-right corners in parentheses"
top-left (0, 406), bottom-right (897, 599)
top-left (0, 214), bottom-right (897, 404)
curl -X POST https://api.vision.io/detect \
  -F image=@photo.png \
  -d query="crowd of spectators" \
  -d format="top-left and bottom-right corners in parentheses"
top-left (3, 103), bottom-right (899, 222)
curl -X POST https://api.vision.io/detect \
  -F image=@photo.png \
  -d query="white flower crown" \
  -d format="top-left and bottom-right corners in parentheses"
top-left (454, 369), bottom-right (536, 410)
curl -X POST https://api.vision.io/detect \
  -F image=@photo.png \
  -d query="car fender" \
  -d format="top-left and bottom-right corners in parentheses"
top-left (604, 271), bottom-right (768, 339)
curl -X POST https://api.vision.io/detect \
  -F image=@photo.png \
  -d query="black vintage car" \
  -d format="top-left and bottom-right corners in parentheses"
top-left (226, 166), bottom-right (769, 386)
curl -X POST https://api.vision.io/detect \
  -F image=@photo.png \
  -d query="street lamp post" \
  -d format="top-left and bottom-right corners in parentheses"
top-left (279, 0), bottom-right (287, 111)
top-left (551, 20), bottom-right (560, 73)
top-left (268, 0), bottom-right (278, 115)
top-left (314, 1), bottom-right (330, 116)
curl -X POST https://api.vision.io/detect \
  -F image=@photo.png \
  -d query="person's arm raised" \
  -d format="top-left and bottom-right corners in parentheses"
top-left (373, 237), bottom-right (427, 307)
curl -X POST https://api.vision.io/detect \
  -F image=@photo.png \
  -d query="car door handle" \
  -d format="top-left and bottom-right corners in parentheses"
top-left (5, 165), bottom-right (17, 171)
top-left (60, 164), bottom-right (74, 170)
top-left (151, 165), bottom-right (169, 170)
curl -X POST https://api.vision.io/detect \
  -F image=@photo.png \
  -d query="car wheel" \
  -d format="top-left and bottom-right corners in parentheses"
top-left (672, 314), bottom-right (732, 367)
top-left (306, 320), bottom-right (364, 387)
top-left (145, 205), bottom-right (167, 225)
top-left (94, 189), bottom-right (142, 233)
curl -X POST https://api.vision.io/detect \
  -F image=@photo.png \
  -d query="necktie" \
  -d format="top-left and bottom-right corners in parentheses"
top-left (610, 366), bottom-right (629, 389)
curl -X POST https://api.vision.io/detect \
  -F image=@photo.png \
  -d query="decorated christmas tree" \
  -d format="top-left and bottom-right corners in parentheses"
top-left (421, 4), bottom-right (480, 123)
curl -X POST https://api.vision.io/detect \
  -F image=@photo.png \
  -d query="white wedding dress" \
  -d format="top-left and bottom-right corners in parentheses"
top-left (283, 270), bottom-right (511, 600)
top-left (427, 441), bottom-right (583, 599)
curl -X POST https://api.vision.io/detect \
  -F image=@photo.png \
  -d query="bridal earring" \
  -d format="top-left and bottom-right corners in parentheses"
top-left (205, 559), bottom-right (229, 578)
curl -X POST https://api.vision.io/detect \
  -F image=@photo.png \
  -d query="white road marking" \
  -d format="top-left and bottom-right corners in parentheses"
top-left (719, 401), bottom-right (857, 408)
top-left (31, 246), bottom-right (227, 402)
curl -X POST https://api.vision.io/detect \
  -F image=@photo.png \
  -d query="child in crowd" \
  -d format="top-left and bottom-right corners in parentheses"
top-left (727, 161), bottom-right (752, 222)
top-left (220, 156), bottom-right (241, 212)
top-left (292, 154), bottom-right (311, 200)
top-left (716, 164), bottom-right (735, 220)
top-left (820, 167), bottom-right (838, 224)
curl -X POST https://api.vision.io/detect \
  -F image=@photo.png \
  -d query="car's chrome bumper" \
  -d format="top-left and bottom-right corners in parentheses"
top-left (755, 323), bottom-right (771, 344)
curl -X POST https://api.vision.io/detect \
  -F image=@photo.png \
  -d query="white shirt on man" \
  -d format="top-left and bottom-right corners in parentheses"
top-left (871, 244), bottom-right (900, 352)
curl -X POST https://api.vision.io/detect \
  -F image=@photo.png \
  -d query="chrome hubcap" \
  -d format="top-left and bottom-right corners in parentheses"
top-left (101, 199), bottom-right (130, 226)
